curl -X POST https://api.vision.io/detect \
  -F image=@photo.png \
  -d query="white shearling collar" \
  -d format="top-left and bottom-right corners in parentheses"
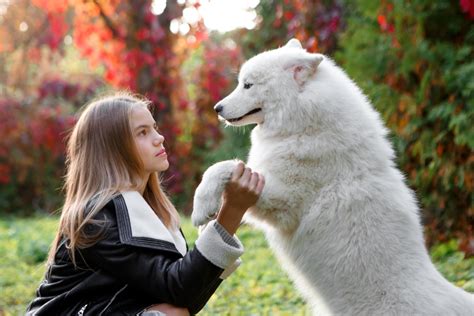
top-left (116, 191), bottom-right (187, 256)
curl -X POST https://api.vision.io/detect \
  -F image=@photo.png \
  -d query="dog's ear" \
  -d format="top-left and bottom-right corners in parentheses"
top-left (286, 53), bottom-right (323, 86)
top-left (284, 38), bottom-right (303, 49)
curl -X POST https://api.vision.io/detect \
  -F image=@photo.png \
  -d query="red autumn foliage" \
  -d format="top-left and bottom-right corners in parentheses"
top-left (0, 97), bottom-right (76, 212)
top-left (241, 0), bottom-right (344, 57)
top-left (4, 0), bottom-right (239, 211)
top-left (460, 0), bottom-right (474, 19)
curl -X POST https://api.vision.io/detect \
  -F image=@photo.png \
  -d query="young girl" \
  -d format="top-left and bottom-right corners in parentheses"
top-left (26, 93), bottom-right (264, 315)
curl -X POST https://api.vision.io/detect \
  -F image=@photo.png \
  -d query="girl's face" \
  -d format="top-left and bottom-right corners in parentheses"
top-left (131, 106), bottom-right (169, 175)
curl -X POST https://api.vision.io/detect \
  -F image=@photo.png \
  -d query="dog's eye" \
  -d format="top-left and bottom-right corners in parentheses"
top-left (243, 82), bottom-right (253, 89)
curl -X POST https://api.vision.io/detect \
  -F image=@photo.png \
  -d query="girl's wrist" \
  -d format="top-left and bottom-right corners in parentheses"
top-left (216, 205), bottom-right (245, 235)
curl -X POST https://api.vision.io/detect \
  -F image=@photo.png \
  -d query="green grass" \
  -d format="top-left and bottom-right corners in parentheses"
top-left (0, 216), bottom-right (473, 315)
top-left (0, 215), bottom-right (60, 316)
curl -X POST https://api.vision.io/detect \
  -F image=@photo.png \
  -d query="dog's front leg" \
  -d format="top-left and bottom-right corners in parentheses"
top-left (191, 160), bottom-right (239, 226)
top-left (247, 173), bottom-right (302, 232)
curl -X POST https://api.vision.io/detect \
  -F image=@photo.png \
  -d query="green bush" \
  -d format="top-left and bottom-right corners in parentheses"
top-left (0, 216), bottom-right (59, 315)
top-left (335, 0), bottom-right (474, 248)
top-left (201, 124), bottom-right (253, 169)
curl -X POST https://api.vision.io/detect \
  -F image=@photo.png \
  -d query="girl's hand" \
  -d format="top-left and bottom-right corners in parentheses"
top-left (217, 162), bottom-right (265, 235)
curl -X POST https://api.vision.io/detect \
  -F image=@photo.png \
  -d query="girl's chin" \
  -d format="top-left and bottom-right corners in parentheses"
top-left (156, 161), bottom-right (169, 172)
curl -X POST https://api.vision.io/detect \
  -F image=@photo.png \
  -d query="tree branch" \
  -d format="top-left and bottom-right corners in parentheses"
top-left (92, 0), bottom-right (121, 38)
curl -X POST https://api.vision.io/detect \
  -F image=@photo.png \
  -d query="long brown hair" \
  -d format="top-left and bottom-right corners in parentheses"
top-left (48, 92), bottom-right (179, 265)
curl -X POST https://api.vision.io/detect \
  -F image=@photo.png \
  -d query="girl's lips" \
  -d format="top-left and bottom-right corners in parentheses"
top-left (156, 149), bottom-right (166, 157)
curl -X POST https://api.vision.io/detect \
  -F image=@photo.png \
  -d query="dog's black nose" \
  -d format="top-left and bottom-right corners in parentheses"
top-left (214, 104), bottom-right (223, 113)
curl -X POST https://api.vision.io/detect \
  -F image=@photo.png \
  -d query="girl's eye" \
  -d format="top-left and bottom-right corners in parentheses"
top-left (139, 130), bottom-right (147, 136)
top-left (244, 82), bottom-right (253, 89)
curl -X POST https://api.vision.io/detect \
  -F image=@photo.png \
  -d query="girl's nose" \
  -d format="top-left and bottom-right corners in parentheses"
top-left (154, 133), bottom-right (165, 146)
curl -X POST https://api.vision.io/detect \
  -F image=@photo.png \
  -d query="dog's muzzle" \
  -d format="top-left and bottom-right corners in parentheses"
top-left (226, 108), bottom-right (262, 122)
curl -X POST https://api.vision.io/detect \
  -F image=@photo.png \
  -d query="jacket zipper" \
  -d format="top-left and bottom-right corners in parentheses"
top-left (77, 304), bottom-right (88, 316)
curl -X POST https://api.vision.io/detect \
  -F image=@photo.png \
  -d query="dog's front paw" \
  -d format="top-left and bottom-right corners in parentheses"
top-left (191, 160), bottom-right (239, 226)
top-left (191, 184), bottom-right (221, 226)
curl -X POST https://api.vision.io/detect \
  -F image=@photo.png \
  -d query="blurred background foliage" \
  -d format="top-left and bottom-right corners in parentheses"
top-left (0, 0), bottom-right (473, 314)
top-left (335, 0), bottom-right (474, 252)
top-left (0, 0), bottom-right (472, 296)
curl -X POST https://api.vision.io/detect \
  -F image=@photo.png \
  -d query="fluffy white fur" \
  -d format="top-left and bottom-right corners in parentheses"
top-left (192, 39), bottom-right (474, 315)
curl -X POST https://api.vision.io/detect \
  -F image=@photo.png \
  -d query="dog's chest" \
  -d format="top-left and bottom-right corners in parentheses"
top-left (247, 136), bottom-right (290, 167)
top-left (248, 134), bottom-right (317, 186)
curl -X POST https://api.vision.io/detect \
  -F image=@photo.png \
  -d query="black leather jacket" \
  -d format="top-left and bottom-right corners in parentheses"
top-left (26, 192), bottom-right (243, 315)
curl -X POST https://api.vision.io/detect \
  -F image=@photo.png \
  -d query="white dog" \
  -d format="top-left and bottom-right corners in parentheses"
top-left (192, 39), bottom-right (474, 315)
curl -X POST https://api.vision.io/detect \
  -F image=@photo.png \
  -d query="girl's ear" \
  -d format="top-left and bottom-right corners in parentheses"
top-left (285, 54), bottom-right (323, 86)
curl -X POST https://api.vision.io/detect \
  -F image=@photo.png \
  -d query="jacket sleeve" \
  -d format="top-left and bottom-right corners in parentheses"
top-left (80, 208), bottom-right (243, 314)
